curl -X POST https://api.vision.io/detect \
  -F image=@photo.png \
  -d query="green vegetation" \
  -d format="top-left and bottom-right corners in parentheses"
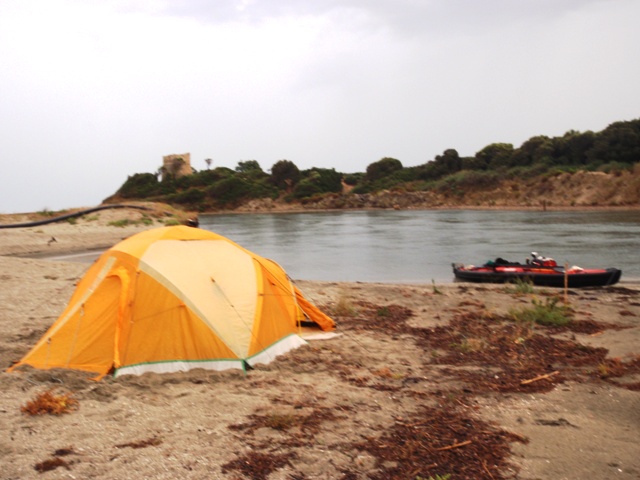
top-left (505, 278), bottom-right (535, 295)
top-left (332, 291), bottom-right (356, 317)
top-left (108, 216), bottom-right (155, 228)
top-left (37, 208), bottom-right (68, 217)
top-left (112, 118), bottom-right (640, 211)
top-left (509, 297), bottom-right (573, 326)
top-left (108, 219), bottom-right (134, 228)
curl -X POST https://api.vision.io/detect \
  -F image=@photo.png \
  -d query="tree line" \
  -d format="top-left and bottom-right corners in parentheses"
top-left (114, 118), bottom-right (640, 210)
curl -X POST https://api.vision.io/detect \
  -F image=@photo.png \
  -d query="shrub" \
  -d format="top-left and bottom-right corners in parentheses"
top-left (434, 170), bottom-right (500, 192)
top-left (343, 172), bottom-right (364, 186)
top-left (108, 219), bottom-right (132, 227)
top-left (207, 176), bottom-right (276, 208)
top-left (505, 278), bottom-right (534, 295)
top-left (292, 168), bottom-right (342, 199)
top-left (37, 209), bottom-right (59, 217)
top-left (509, 297), bottom-right (572, 326)
top-left (365, 157), bottom-right (403, 182)
top-left (596, 161), bottom-right (633, 174)
top-left (169, 187), bottom-right (205, 206)
top-left (117, 173), bottom-right (160, 198)
top-left (108, 217), bottom-right (154, 228)
top-left (270, 160), bottom-right (301, 190)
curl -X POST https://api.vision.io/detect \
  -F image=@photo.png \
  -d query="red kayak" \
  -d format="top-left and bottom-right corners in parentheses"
top-left (452, 253), bottom-right (621, 288)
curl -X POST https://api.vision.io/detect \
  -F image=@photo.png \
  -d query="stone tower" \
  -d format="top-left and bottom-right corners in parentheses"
top-left (162, 153), bottom-right (193, 179)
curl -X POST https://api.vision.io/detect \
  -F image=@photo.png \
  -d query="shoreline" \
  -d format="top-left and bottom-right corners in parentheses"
top-left (203, 203), bottom-right (640, 216)
top-left (3, 202), bottom-right (640, 221)
top-left (11, 248), bottom-right (640, 286)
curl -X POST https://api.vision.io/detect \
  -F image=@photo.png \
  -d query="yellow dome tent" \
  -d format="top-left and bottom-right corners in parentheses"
top-left (9, 226), bottom-right (334, 379)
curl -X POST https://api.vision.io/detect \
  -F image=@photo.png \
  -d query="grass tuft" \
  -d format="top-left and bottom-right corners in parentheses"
top-left (108, 219), bottom-right (133, 228)
top-left (333, 293), bottom-right (356, 317)
top-left (505, 277), bottom-right (535, 295)
top-left (108, 216), bottom-right (155, 228)
top-left (509, 297), bottom-right (572, 326)
top-left (451, 337), bottom-right (485, 353)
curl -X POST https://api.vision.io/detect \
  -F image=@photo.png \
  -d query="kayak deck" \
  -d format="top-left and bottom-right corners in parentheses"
top-left (452, 263), bottom-right (622, 287)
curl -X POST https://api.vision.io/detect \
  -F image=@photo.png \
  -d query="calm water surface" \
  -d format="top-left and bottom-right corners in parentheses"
top-left (200, 210), bottom-right (640, 284)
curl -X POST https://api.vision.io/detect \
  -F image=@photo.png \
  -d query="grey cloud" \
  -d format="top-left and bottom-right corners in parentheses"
top-left (153, 0), bottom-right (608, 35)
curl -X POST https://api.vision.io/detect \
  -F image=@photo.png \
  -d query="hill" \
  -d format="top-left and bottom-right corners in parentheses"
top-left (227, 168), bottom-right (640, 213)
top-left (106, 119), bottom-right (640, 213)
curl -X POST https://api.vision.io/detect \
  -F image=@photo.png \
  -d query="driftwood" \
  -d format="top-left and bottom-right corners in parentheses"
top-left (520, 371), bottom-right (560, 385)
top-left (435, 440), bottom-right (472, 451)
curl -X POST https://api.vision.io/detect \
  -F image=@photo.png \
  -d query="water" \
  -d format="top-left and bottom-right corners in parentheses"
top-left (199, 210), bottom-right (640, 284)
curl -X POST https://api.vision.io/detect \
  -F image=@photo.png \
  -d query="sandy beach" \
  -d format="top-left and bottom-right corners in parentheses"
top-left (1, 207), bottom-right (639, 479)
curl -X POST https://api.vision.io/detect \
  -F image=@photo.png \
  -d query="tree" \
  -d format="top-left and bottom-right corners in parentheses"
top-left (475, 143), bottom-right (514, 170)
top-left (365, 157), bottom-right (403, 182)
top-left (117, 173), bottom-right (160, 198)
top-left (435, 149), bottom-right (462, 173)
top-left (236, 160), bottom-right (263, 174)
top-left (292, 168), bottom-right (342, 199)
top-left (270, 160), bottom-right (301, 190)
top-left (586, 120), bottom-right (640, 166)
top-left (417, 149), bottom-right (463, 180)
top-left (510, 136), bottom-right (553, 167)
top-left (561, 130), bottom-right (595, 166)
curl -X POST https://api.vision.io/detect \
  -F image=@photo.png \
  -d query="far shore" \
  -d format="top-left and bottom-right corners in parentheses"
top-left (3, 201), bottom-right (640, 221)
top-left (202, 203), bottom-right (640, 216)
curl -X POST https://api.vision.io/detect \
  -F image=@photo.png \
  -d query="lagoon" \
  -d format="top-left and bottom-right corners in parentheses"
top-left (200, 209), bottom-right (640, 284)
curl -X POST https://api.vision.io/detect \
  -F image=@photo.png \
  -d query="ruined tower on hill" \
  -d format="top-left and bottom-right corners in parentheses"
top-left (162, 153), bottom-right (193, 180)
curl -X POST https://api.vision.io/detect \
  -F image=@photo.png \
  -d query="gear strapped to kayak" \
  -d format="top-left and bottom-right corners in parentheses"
top-left (453, 252), bottom-right (621, 288)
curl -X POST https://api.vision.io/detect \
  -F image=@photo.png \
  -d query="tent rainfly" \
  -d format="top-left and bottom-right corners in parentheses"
top-left (9, 226), bottom-right (335, 379)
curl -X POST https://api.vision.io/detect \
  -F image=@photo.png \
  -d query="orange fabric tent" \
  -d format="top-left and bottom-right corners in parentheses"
top-left (9, 226), bottom-right (334, 379)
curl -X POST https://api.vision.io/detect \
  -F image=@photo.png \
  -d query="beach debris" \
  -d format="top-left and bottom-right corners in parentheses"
top-left (33, 447), bottom-right (78, 473)
top-left (115, 436), bottom-right (163, 449)
top-left (520, 371), bottom-right (560, 385)
top-left (34, 457), bottom-right (71, 473)
top-left (353, 403), bottom-right (527, 479)
top-left (222, 452), bottom-right (293, 480)
top-left (21, 389), bottom-right (78, 416)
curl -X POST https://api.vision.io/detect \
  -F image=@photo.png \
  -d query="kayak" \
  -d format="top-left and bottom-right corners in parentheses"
top-left (452, 253), bottom-right (622, 288)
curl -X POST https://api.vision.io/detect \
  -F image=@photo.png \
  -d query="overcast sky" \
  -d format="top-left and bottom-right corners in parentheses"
top-left (1, 0), bottom-right (639, 213)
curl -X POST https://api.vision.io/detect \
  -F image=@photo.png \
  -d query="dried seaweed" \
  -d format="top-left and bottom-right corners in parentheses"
top-left (221, 451), bottom-right (293, 480)
top-left (413, 309), bottom-right (614, 393)
top-left (229, 407), bottom-right (340, 437)
top-left (21, 389), bottom-right (78, 416)
top-left (115, 436), bottom-right (162, 449)
top-left (34, 457), bottom-right (70, 473)
top-left (352, 403), bottom-right (525, 480)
